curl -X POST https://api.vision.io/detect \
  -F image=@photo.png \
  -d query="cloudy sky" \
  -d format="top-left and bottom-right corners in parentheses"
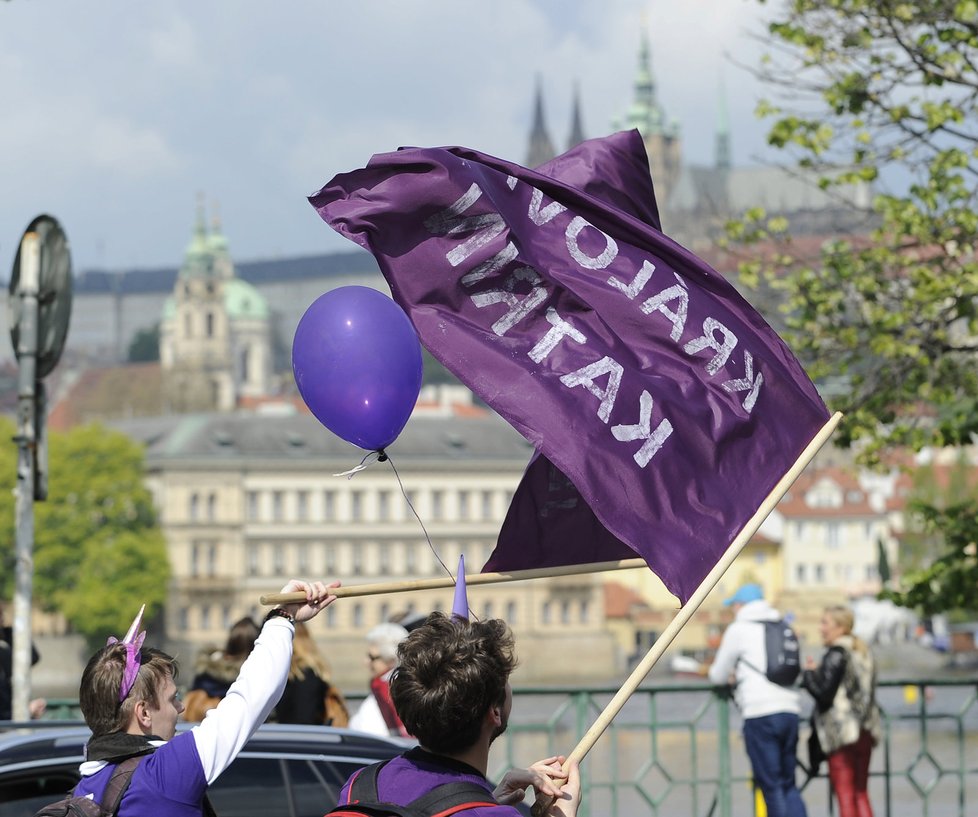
top-left (0, 1), bottom-right (778, 274)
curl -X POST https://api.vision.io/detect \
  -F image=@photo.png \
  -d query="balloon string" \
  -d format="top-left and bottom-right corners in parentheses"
top-left (383, 453), bottom-right (457, 584)
top-left (333, 450), bottom-right (383, 479)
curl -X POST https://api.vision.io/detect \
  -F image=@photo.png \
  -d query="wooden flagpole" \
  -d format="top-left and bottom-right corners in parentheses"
top-left (530, 411), bottom-right (842, 815)
top-left (259, 558), bottom-right (648, 605)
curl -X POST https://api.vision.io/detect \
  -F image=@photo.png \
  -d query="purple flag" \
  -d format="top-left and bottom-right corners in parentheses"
top-left (309, 130), bottom-right (830, 603)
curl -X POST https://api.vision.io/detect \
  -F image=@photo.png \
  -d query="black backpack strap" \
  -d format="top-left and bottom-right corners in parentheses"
top-left (405, 781), bottom-right (498, 817)
top-left (346, 760), bottom-right (389, 804)
top-left (99, 755), bottom-right (144, 816)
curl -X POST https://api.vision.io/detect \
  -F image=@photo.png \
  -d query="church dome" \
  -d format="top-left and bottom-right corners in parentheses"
top-left (224, 278), bottom-right (269, 320)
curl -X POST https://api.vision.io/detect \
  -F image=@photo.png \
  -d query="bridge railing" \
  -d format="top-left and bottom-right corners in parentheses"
top-left (32, 677), bottom-right (978, 817)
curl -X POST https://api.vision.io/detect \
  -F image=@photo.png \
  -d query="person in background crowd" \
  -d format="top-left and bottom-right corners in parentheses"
top-left (272, 621), bottom-right (349, 727)
top-left (0, 600), bottom-right (46, 720)
top-left (182, 616), bottom-right (260, 722)
top-left (706, 583), bottom-right (807, 817)
top-left (802, 605), bottom-right (882, 817)
top-left (349, 621), bottom-right (410, 738)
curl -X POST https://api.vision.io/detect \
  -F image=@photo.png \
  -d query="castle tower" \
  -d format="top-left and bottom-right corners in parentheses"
top-left (567, 81), bottom-right (586, 150)
top-left (525, 75), bottom-right (556, 168)
top-left (159, 199), bottom-right (271, 413)
top-left (615, 28), bottom-right (682, 206)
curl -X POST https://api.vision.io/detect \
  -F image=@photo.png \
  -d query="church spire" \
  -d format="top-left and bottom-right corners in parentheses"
top-left (715, 76), bottom-right (731, 170)
top-left (525, 75), bottom-right (556, 168)
top-left (567, 81), bottom-right (586, 150)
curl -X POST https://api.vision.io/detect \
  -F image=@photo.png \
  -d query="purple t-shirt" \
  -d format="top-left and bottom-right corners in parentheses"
top-left (73, 732), bottom-right (208, 817)
top-left (338, 748), bottom-right (521, 816)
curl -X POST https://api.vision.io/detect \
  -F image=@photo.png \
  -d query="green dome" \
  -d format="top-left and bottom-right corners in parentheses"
top-left (224, 279), bottom-right (269, 320)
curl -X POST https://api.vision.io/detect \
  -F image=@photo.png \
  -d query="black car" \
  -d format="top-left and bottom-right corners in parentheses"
top-left (0, 723), bottom-right (409, 817)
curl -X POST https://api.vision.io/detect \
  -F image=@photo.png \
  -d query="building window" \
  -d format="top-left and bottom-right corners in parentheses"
top-left (191, 542), bottom-right (200, 578)
top-left (297, 543), bottom-right (309, 573)
top-left (826, 523), bottom-right (840, 548)
top-left (200, 604), bottom-right (211, 631)
top-left (405, 490), bottom-right (418, 515)
top-left (379, 603), bottom-right (390, 623)
top-left (506, 601), bottom-right (517, 624)
top-left (297, 491), bottom-right (309, 522)
top-left (207, 543), bottom-right (217, 577)
top-left (378, 543), bottom-right (390, 573)
top-left (189, 493), bottom-right (200, 522)
top-left (246, 491), bottom-right (259, 521)
top-left (482, 491), bottom-right (493, 520)
top-left (272, 491), bottom-right (284, 522)
top-left (351, 491), bottom-right (363, 521)
top-left (580, 599), bottom-right (589, 624)
top-left (542, 601), bottom-right (552, 625)
top-left (353, 603), bottom-right (364, 629)
top-left (378, 491), bottom-right (391, 521)
top-left (795, 521), bottom-right (804, 538)
top-left (814, 563), bottom-right (825, 583)
top-left (561, 600), bottom-right (571, 624)
top-left (482, 601), bottom-right (492, 620)
top-left (352, 547), bottom-right (363, 576)
top-left (796, 564), bottom-right (807, 584)
top-left (323, 491), bottom-right (336, 521)
top-left (248, 544), bottom-right (259, 576)
top-left (273, 545), bottom-right (285, 576)
top-left (207, 493), bottom-right (217, 522)
top-left (222, 605), bottom-right (231, 630)
top-left (206, 311), bottom-right (215, 338)
top-left (325, 544), bottom-right (337, 574)
top-left (431, 490), bottom-right (444, 520)
top-left (179, 607), bottom-right (189, 630)
top-left (458, 491), bottom-right (470, 520)
top-left (404, 543), bottom-right (415, 574)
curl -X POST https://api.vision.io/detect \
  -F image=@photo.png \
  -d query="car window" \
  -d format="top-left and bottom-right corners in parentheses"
top-left (0, 767), bottom-right (79, 817)
top-left (208, 756), bottom-right (364, 817)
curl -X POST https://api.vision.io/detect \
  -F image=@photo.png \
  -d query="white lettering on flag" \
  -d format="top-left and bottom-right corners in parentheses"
top-left (425, 183), bottom-right (506, 268)
top-left (641, 273), bottom-right (690, 342)
top-left (684, 317), bottom-right (738, 376)
top-left (611, 390), bottom-right (675, 467)
top-left (560, 356), bottom-right (624, 423)
top-left (608, 259), bottom-right (655, 300)
top-left (529, 308), bottom-right (587, 363)
top-left (722, 351), bottom-right (764, 413)
top-left (527, 188), bottom-right (567, 226)
top-left (470, 268), bottom-right (549, 336)
top-left (565, 217), bottom-right (618, 270)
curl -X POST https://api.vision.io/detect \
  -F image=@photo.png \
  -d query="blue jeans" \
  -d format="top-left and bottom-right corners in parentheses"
top-left (743, 712), bottom-right (807, 817)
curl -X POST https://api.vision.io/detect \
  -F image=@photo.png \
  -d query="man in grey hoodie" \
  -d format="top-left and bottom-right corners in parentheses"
top-left (708, 584), bottom-right (807, 817)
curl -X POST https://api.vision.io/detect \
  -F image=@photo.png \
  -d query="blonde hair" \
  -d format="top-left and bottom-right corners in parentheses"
top-left (824, 605), bottom-right (869, 656)
top-left (288, 622), bottom-right (332, 682)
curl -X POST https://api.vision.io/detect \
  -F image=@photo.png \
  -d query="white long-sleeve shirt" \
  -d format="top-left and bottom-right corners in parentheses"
top-left (707, 599), bottom-right (801, 720)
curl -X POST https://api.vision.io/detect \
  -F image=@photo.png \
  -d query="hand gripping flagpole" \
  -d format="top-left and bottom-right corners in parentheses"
top-left (530, 411), bottom-right (842, 817)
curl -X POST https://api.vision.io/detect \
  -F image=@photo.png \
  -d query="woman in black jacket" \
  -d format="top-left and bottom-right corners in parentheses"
top-left (801, 605), bottom-right (881, 817)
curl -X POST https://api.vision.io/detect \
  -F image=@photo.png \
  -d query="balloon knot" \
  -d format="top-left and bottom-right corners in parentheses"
top-left (377, 450), bottom-right (389, 462)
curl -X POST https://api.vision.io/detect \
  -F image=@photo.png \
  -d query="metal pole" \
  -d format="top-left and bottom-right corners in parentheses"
top-left (12, 230), bottom-right (40, 723)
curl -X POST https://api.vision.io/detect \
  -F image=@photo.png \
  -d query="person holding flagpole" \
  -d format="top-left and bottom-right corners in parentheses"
top-left (330, 559), bottom-right (580, 817)
top-left (69, 579), bottom-right (336, 817)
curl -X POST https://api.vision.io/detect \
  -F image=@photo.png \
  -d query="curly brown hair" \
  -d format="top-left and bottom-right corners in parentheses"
top-left (390, 613), bottom-right (516, 755)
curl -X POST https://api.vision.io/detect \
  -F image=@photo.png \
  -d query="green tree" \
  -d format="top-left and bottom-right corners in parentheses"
top-left (127, 324), bottom-right (161, 362)
top-left (730, 1), bottom-right (978, 614)
top-left (0, 419), bottom-right (169, 647)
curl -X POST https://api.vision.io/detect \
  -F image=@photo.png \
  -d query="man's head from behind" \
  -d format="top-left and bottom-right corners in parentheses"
top-left (390, 612), bottom-right (516, 755)
top-left (80, 643), bottom-right (179, 738)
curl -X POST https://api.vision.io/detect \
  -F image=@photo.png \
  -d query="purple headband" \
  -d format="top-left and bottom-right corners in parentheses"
top-left (106, 604), bottom-right (146, 703)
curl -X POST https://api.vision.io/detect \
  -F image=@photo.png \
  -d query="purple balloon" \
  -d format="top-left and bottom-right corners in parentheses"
top-left (292, 286), bottom-right (423, 451)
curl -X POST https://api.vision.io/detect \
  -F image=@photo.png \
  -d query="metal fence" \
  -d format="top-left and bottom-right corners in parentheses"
top-left (488, 678), bottom-right (978, 817)
top-left (35, 677), bottom-right (978, 817)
